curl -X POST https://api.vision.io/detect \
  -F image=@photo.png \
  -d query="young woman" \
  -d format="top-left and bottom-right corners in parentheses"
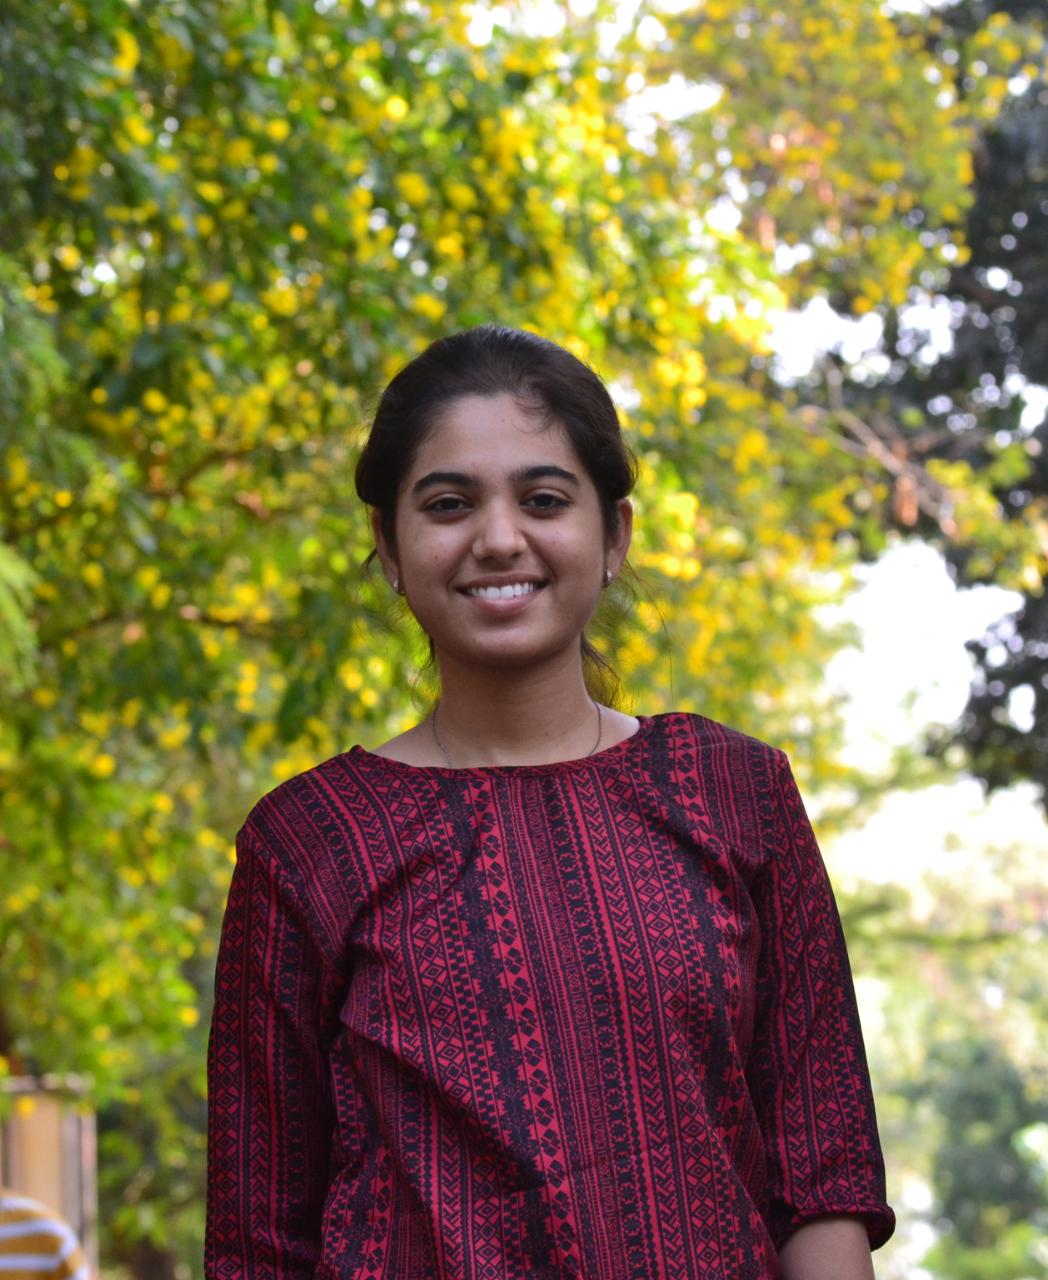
top-left (206, 326), bottom-right (894, 1279)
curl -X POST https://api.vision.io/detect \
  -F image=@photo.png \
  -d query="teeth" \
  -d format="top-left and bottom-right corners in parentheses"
top-left (468, 583), bottom-right (538, 599)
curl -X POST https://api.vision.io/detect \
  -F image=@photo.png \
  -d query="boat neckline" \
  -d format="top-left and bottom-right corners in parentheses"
top-left (348, 714), bottom-right (657, 778)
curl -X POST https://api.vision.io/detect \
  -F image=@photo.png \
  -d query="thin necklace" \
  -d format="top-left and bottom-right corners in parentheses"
top-left (431, 699), bottom-right (603, 768)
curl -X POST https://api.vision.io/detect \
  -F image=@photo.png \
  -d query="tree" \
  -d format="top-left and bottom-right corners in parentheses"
top-left (1, 1), bottom-right (1040, 1273)
top-left (790, 0), bottom-right (1048, 804)
top-left (842, 818), bottom-right (1048, 1280)
top-left (929, 18), bottom-right (1048, 804)
top-left (921, 1037), bottom-right (1048, 1278)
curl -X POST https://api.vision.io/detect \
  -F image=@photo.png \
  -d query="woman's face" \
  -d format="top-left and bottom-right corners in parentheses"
top-left (374, 392), bottom-right (632, 681)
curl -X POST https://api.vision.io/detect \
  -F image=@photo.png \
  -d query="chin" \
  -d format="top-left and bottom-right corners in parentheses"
top-left (438, 635), bottom-right (583, 675)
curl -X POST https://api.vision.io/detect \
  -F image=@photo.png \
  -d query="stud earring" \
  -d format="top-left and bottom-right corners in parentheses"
top-left (392, 576), bottom-right (401, 594)
top-left (603, 568), bottom-right (613, 588)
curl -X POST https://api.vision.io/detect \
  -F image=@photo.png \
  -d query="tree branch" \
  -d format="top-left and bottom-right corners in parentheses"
top-left (801, 359), bottom-right (959, 536)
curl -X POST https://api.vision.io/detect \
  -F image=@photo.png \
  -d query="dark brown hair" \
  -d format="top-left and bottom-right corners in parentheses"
top-left (355, 325), bottom-right (637, 701)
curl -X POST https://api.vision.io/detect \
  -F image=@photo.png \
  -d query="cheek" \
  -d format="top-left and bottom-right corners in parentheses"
top-left (400, 528), bottom-right (458, 584)
top-left (555, 524), bottom-right (608, 570)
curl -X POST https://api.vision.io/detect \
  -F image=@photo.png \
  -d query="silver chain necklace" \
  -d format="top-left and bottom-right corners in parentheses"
top-left (430, 699), bottom-right (603, 768)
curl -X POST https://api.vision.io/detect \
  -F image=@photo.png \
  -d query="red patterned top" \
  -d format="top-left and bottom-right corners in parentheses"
top-left (206, 713), bottom-right (894, 1279)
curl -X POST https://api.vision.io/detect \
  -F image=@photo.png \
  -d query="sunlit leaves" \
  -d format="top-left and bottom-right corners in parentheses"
top-left (657, 0), bottom-right (974, 308)
top-left (0, 0), bottom-right (1040, 1273)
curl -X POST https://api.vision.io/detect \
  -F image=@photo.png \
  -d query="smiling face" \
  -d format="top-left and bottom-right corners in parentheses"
top-left (374, 392), bottom-right (632, 683)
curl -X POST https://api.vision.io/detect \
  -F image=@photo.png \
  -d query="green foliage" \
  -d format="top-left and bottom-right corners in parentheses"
top-left (660, 0), bottom-right (974, 308)
top-left (816, 0), bottom-right (1048, 804)
top-left (922, 1039), bottom-right (1047, 1247)
top-left (0, 542), bottom-right (38, 694)
top-left (0, 1), bottom-right (1044, 1274)
top-left (923, 1220), bottom-right (1048, 1280)
top-left (843, 819), bottom-right (1048, 1280)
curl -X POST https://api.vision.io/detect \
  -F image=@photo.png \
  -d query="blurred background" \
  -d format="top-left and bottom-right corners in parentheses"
top-left (1, 0), bottom-right (1045, 1275)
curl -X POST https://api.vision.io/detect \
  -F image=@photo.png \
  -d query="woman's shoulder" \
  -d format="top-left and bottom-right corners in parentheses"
top-left (237, 745), bottom-right (408, 864)
top-left (652, 710), bottom-right (786, 771)
top-left (648, 714), bottom-right (797, 860)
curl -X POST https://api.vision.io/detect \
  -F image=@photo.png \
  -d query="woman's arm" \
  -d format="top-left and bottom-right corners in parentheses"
top-left (746, 750), bottom-right (895, 1254)
top-left (206, 827), bottom-right (343, 1278)
top-left (779, 1216), bottom-right (875, 1280)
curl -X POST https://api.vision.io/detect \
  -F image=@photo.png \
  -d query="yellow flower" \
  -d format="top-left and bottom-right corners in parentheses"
top-left (225, 137), bottom-right (254, 166)
top-left (395, 172), bottom-right (431, 205)
top-left (91, 754), bottom-right (117, 779)
top-left (142, 388), bottom-right (168, 414)
top-left (435, 233), bottom-right (464, 262)
top-left (113, 29), bottom-right (140, 76)
top-left (55, 244), bottom-right (82, 271)
top-left (124, 115), bottom-right (153, 147)
top-left (339, 662), bottom-right (363, 691)
top-left (195, 180), bottom-right (224, 204)
top-left (261, 282), bottom-right (299, 316)
top-left (411, 293), bottom-right (447, 322)
top-left (159, 722), bottom-right (191, 750)
top-left (385, 96), bottom-right (409, 121)
top-left (6, 449), bottom-right (28, 486)
top-left (265, 118), bottom-right (291, 142)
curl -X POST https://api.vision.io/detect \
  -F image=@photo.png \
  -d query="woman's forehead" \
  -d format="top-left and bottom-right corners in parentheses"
top-left (407, 393), bottom-right (582, 477)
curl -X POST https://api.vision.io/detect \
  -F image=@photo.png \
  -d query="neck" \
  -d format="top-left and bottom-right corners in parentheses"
top-left (433, 653), bottom-right (599, 767)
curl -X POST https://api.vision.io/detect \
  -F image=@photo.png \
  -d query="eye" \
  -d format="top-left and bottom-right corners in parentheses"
top-left (525, 491), bottom-right (570, 512)
top-left (424, 495), bottom-right (470, 513)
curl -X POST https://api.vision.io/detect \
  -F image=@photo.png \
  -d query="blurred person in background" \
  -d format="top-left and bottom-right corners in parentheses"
top-left (206, 326), bottom-right (894, 1278)
top-left (0, 1188), bottom-right (89, 1280)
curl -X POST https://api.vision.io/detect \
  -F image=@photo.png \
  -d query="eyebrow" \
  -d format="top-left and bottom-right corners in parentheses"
top-left (410, 464), bottom-right (581, 495)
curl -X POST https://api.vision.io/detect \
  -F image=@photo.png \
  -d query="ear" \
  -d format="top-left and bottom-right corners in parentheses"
top-left (371, 508), bottom-right (400, 590)
top-left (606, 498), bottom-right (633, 577)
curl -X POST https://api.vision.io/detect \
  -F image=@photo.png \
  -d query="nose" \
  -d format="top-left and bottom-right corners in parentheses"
top-left (472, 499), bottom-right (527, 561)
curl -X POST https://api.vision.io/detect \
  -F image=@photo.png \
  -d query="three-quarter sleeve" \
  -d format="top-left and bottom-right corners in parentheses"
top-left (206, 826), bottom-right (348, 1278)
top-left (747, 750), bottom-right (895, 1252)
